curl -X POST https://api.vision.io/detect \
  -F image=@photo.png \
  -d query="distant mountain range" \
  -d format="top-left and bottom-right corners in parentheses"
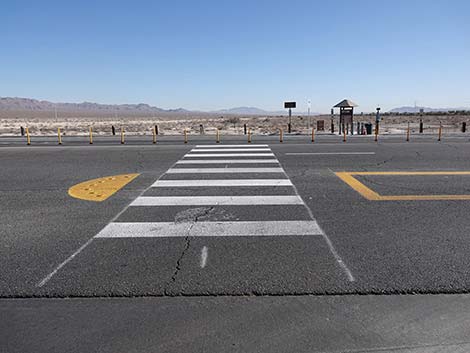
top-left (2, 97), bottom-right (467, 116)
top-left (0, 97), bottom-right (316, 116)
top-left (389, 106), bottom-right (470, 113)
top-left (0, 97), bottom-right (172, 114)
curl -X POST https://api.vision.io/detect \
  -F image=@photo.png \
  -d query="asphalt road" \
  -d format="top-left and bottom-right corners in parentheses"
top-left (3, 138), bottom-right (470, 352)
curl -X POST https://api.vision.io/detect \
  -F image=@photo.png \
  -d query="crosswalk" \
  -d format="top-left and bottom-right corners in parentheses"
top-left (95, 144), bottom-right (324, 238)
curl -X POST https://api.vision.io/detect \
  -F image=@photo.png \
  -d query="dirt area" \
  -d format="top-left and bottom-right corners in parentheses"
top-left (0, 112), bottom-right (469, 136)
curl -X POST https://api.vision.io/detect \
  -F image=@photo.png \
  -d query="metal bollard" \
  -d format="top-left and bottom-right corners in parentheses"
top-left (248, 128), bottom-right (252, 143)
top-left (343, 127), bottom-right (346, 142)
top-left (155, 125), bottom-right (159, 135)
top-left (120, 127), bottom-right (125, 144)
top-left (438, 123), bottom-right (442, 141)
top-left (279, 128), bottom-right (283, 143)
top-left (89, 126), bottom-right (93, 144)
top-left (57, 128), bottom-right (62, 145)
top-left (216, 128), bottom-right (220, 143)
top-left (311, 127), bottom-right (315, 143)
top-left (152, 126), bottom-right (157, 144)
top-left (406, 122), bottom-right (410, 142)
top-left (200, 124), bottom-right (204, 135)
top-left (184, 129), bottom-right (188, 144)
top-left (462, 122), bottom-right (466, 133)
top-left (26, 127), bottom-right (31, 145)
top-left (374, 123), bottom-right (379, 142)
top-left (112, 125), bottom-right (116, 136)
top-left (419, 119), bottom-right (423, 133)
top-left (20, 126), bottom-right (24, 136)
top-left (244, 124), bottom-right (247, 135)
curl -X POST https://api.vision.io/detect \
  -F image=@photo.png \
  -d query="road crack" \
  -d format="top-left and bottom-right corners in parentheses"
top-left (164, 207), bottom-right (215, 294)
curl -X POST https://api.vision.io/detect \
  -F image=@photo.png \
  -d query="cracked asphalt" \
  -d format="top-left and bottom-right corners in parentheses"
top-left (3, 138), bottom-right (470, 352)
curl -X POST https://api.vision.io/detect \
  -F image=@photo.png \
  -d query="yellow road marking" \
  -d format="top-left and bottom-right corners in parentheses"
top-left (68, 173), bottom-right (140, 202)
top-left (335, 171), bottom-right (470, 201)
top-left (335, 172), bottom-right (382, 200)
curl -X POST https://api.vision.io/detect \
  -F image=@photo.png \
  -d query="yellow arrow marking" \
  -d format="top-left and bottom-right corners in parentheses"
top-left (68, 173), bottom-right (140, 202)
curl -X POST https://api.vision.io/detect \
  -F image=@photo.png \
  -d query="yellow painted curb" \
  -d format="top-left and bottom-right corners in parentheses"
top-left (68, 173), bottom-right (140, 202)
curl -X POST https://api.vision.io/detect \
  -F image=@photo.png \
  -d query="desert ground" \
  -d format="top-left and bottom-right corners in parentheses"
top-left (0, 111), bottom-right (469, 136)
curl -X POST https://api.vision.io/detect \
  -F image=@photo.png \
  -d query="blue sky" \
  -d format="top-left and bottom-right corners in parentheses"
top-left (1, 0), bottom-right (469, 113)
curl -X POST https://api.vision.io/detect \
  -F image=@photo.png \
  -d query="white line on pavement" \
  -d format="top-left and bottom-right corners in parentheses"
top-left (176, 159), bottom-right (279, 164)
top-left (195, 144), bottom-right (268, 148)
top-left (285, 152), bottom-right (375, 155)
top-left (192, 148), bottom-right (271, 152)
top-left (281, 168), bottom-right (356, 282)
top-left (130, 195), bottom-right (303, 206)
top-left (184, 153), bottom-right (275, 157)
top-left (167, 167), bottom-right (284, 173)
top-left (94, 221), bottom-right (324, 238)
top-left (200, 246), bottom-right (208, 268)
top-left (152, 179), bottom-right (292, 187)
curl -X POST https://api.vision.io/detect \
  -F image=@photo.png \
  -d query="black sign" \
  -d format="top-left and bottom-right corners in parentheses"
top-left (284, 101), bottom-right (296, 109)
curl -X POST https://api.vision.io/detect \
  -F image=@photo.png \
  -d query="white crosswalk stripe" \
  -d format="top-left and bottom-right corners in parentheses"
top-left (166, 167), bottom-right (284, 174)
top-left (176, 159), bottom-right (279, 164)
top-left (130, 195), bottom-right (303, 206)
top-left (184, 153), bottom-right (275, 157)
top-left (195, 144), bottom-right (268, 148)
top-left (152, 179), bottom-right (292, 187)
top-left (191, 148), bottom-right (271, 152)
top-left (95, 221), bottom-right (323, 238)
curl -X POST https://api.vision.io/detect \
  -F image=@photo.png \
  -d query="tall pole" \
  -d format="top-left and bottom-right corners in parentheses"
top-left (288, 108), bottom-right (292, 133)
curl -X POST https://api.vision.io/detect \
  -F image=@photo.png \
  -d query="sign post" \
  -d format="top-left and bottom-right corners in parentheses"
top-left (375, 107), bottom-right (381, 141)
top-left (284, 101), bottom-right (296, 133)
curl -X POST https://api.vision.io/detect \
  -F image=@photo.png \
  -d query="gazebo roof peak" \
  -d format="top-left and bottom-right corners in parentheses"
top-left (334, 99), bottom-right (358, 108)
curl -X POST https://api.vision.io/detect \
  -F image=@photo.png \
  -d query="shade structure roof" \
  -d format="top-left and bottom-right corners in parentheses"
top-left (334, 99), bottom-right (358, 108)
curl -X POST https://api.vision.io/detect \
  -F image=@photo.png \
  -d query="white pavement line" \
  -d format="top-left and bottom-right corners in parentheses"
top-left (184, 153), bottom-right (275, 157)
top-left (285, 152), bottom-right (375, 155)
top-left (95, 221), bottom-right (324, 238)
top-left (196, 144), bottom-right (268, 148)
top-left (176, 159), bottom-right (279, 164)
top-left (130, 195), bottom-right (303, 206)
top-left (281, 169), bottom-right (356, 282)
top-left (152, 179), bottom-right (292, 187)
top-left (167, 167), bottom-right (284, 173)
top-left (36, 237), bottom-right (95, 288)
top-left (192, 148), bottom-right (271, 152)
top-left (200, 246), bottom-right (208, 268)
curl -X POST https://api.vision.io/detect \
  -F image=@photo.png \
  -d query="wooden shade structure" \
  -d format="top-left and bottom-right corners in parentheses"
top-left (334, 99), bottom-right (358, 135)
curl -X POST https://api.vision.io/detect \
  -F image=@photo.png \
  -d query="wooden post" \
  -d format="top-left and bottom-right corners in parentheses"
top-left (57, 128), bottom-right (62, 145)
top-left (216, 129), bottom-right (220, 143)
top-left (26, 127), bottom-right (31, 145)
top-left (184, 129), bottom-right (188, 144)
top-left (279, 128), bottom-right (283, 143)
top-left (89, 126), bottom-right (93, 144)
top-left (311, 127), bottom-right (315, 143)
top-left (343, 126), bottom-right (346, 142)
top-left (120, 127), bottom-right (124, 144)
top-left (248, 128), bottom-right (252, 143)
top-left (152, 126), bottom-right (157, 144)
